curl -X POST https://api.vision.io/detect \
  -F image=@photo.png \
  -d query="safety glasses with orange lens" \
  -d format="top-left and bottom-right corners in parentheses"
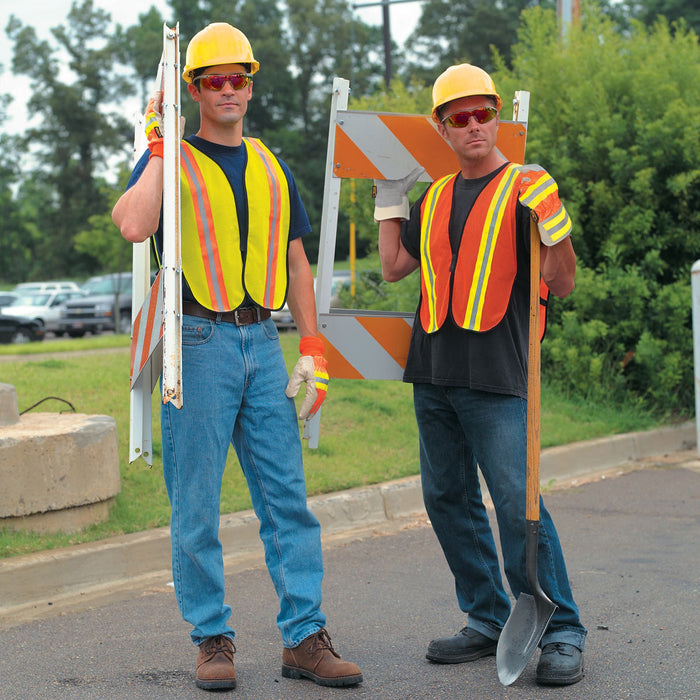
top-left (442, 106), bottom-right (498, 128)
top-left (195, 73), bottom-right (252, 91)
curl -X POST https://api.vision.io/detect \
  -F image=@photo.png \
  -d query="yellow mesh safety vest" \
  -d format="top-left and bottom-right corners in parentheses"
top-left (180, 138), bottom-right (291, 312)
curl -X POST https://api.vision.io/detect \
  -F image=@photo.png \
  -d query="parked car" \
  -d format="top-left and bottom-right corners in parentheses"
top-left (0, 312), bottom-right (45, 344)
top-left (0, 292), bottom-right (19, 309)
top-left (61, 272), bottom-right (134, 337)
top-left (271, 272), bottom-right (352, 331)
top-left (270, 303), bottom-right (295, 330)
top-left (12, 280), bottom-right (82, 294)
top-left (2, 289), bottom-right (85, 334)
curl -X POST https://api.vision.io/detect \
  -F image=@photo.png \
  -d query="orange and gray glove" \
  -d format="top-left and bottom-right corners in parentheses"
top-left (518, 165), bottom-right (573, 246)
top-left (373, 166), bottom-right (425, 221)
top-left (285, 336), bottom-right (329, 420)
top-left (144, 93), bottom-right (164, 160)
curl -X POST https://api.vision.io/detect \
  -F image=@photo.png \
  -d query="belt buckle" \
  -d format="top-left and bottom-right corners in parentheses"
top-left (233, 307), bottom-right (257, 326)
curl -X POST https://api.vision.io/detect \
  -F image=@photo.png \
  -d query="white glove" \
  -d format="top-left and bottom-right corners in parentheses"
top-left (285, 336), bottom-right (329, 420)
top-left (373, 166), bottom-right (426, 221)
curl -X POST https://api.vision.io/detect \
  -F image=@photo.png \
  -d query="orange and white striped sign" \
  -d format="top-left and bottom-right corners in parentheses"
top-left (130, 270), bottom-right (164, 389)
top-left (315, 95), bottom-right (529, 382)
top-left (333, 111), bottom-right (527, 182)
top-left (319, 311), bottom-right (414, 380)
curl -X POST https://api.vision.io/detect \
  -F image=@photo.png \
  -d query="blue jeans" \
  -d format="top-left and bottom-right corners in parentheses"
top-left (413, 383), bottom-right (587, 650)
top-left (161, 315), bottom-right (326, 647)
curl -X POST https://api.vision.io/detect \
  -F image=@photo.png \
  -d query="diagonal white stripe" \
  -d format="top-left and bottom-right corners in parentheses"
top-left (337, 112), bottom-right (430, 181)
top-left (319, 313), bottom-right (411, 380)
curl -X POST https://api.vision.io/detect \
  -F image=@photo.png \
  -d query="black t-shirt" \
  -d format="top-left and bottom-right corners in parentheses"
top-left (400, 165), bottom-right (533, 399)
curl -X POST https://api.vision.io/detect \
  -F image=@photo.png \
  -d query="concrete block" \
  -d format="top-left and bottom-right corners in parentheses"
top-left (0, 412), bottom-right (120, 533)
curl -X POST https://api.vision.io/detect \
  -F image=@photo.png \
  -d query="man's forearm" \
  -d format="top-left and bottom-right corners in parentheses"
top-left (112, 158), bottom-right (164, 243)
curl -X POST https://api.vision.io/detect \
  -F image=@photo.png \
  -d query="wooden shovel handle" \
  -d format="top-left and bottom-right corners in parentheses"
top-left (526, 218), bottom-right (541, 522)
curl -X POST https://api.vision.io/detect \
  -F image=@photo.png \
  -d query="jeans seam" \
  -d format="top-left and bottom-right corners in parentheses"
top-left (164, 408), bottom-right (184, 614)
top-left (238, 421), bottom-right (298, 643)
top-left (459, 439), bottom-right (504, 626)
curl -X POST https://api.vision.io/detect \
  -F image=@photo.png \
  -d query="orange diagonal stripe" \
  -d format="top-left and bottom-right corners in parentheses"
top-left (494, 122), bottom-right (527, 164)
top-left (320, 333), bottom-right (364, 379)
top-left (139, 279), bottom-right (161, 373)
top-left (356, 316), bottom-right (412, 369)
top-left (333, 126), bottom-right (384, 180)
top-left (379, 115), bottom-right (457, 181)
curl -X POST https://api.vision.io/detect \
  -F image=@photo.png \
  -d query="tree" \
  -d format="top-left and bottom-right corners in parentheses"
top-left (0, 60), bottom-right (32, 283)
top-left (403, 0), bottom-right (554, 82)
top-left (627, 0), bottom-right (700, 35)
top-left (5, 0), bottom-right (135, 279)
top-left (116, 6), bottom-right (172, 106)
top-left (493, 4), bottom-right (700, 413)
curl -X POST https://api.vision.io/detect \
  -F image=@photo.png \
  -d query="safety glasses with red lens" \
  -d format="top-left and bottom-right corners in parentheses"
top-left (442, 106), bottom-right (498, 128)
top-left (195, 73), bottom-right (252, 91)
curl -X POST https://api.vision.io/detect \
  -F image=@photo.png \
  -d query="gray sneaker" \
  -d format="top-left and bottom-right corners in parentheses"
top-left (426, 626), bottom-right (498, 664)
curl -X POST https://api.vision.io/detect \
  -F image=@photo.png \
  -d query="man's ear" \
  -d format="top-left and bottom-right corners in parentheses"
top-left (187, 82), bottom-right (200, 102)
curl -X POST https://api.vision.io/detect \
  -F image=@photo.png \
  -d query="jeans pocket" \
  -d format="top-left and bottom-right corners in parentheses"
top-left (182, 317), bottom-right (215, 345)
top-left (262, 316), bottom-right (280, 341)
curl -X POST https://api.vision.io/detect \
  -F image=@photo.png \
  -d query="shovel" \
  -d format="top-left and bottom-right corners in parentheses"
top-left (496, 218), bottom-right (557, 686)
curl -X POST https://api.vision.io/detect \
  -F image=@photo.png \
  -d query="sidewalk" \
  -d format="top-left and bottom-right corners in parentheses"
top-left (0, 420), bottom-right (697, 630)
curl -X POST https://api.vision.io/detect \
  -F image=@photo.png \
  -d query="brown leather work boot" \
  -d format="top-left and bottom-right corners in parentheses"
top-left (195, 635), bottom-right (236, 690)
top-left (282, 628), bottom-right (363, 687)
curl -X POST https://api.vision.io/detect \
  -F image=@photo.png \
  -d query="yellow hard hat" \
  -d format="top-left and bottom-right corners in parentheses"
top-left (182, 23), bottom-right (259, 83)
top-left (431, 64), bottom-right (503, 123)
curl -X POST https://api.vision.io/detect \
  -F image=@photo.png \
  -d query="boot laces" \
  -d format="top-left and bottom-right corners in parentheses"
top-left (309, 628), bottom-right (339, 657)
top-left (202, 635), bottom-right (235, 658)
top-left (544, 642), bottom-right (572, 656)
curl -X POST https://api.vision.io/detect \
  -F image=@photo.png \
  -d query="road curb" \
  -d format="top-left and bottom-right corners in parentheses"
top-left (0, 421), bottom-right (696, 626)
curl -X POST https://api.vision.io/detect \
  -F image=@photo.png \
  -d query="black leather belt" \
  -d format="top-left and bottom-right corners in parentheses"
top-left (182, 301), bottom-right (271, 326)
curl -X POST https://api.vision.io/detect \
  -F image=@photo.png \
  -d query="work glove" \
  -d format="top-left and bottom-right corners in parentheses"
top-left (144, 93), bottom-right (164, 160)
top-left (373, 166), bottom-right (426, 222)
top-left (285, 336), bottom-right (329, 420)
top-left (144, 92), bottom-right (186, 161)
top-left (518, 165), bottom-right (572, 246)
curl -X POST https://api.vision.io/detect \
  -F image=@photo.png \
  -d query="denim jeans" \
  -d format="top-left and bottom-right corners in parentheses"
top-left (413, 383), bottom-right (587, 650)
top-left (161, 314), bottom-right (326, 647)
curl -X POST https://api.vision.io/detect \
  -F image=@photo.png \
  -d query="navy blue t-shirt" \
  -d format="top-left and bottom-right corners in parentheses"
top-left (127, 135), bottom-right (311, 305)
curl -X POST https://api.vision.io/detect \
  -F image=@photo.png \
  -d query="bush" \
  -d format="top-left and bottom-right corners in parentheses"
top-left (543, 263), bottom-right (693, 416)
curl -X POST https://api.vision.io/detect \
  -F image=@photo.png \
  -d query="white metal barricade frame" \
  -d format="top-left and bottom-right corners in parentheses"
top-left (129, 23), bottom-right (182, 464)
top-left (309, 78), bottom-right (530, 446)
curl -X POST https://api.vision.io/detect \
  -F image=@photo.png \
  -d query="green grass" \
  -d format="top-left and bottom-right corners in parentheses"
top-left (0, 332), bottom-right (663, 558)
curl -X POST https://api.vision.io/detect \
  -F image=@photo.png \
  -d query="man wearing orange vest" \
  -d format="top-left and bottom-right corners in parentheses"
top-left (112, 22), bottom-right (361, 692)
top-left (374, 64), bottom-right (586, 686)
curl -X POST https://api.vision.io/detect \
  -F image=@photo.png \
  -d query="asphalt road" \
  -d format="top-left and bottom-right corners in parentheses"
top-left (0, 462), bottom-right (698, 700)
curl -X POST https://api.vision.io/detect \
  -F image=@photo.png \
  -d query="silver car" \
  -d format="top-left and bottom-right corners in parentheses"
top-left (2, 289), bottom-right (85, 334)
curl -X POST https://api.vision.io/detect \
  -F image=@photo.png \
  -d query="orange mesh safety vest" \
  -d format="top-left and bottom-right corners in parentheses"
top-left (180, 138), bottom-right (291, 312)
top-left (419, 164), bottom-right (552, 337)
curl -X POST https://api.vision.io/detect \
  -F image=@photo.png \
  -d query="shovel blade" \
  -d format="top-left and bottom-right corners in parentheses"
top-left (496, 592), bottom-right (557, 686)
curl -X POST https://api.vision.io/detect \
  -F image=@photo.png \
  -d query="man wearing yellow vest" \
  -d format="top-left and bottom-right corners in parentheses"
top-left (374, 64), bottom-right (586, 686)
top-left (112, 22), bottom-right (362, 692)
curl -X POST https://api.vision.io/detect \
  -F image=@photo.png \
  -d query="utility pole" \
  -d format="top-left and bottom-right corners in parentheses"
top-left (558, 0), bottom-right (581, 37)
top-left (354, 0), bottom-right (423, 87)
